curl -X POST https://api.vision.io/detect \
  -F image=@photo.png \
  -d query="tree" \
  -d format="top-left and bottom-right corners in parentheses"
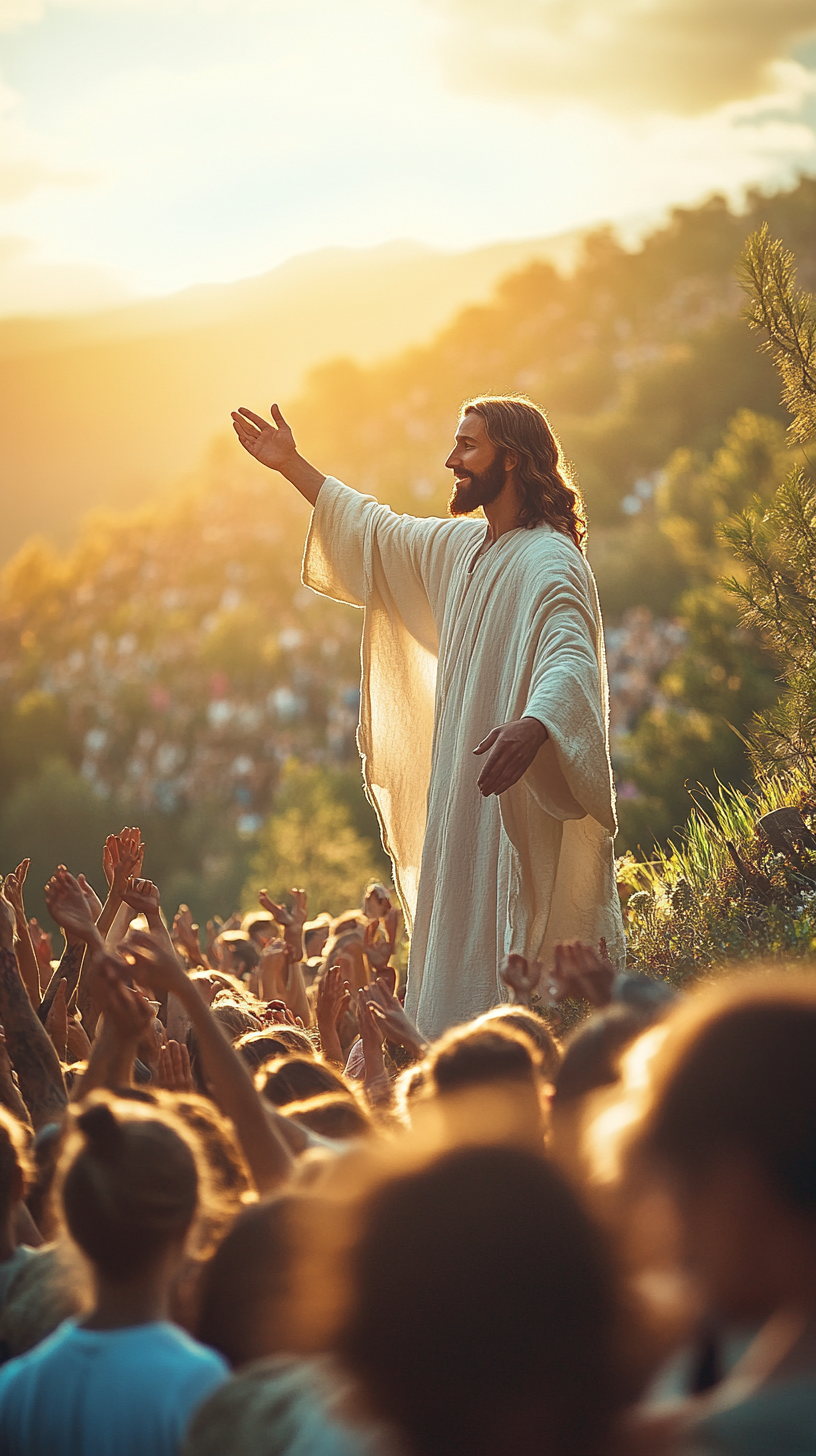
top-left (719, 228), bottom-right (816, 777)
top-left (245, 760), bottom-right (389, 917)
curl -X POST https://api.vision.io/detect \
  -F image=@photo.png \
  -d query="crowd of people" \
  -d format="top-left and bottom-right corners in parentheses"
top-left (0, 827), bottom-right (812, 1454)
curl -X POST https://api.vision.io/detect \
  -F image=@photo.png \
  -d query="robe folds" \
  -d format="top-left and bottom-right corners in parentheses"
top-left (302, 476), bottom-right (626, 1042)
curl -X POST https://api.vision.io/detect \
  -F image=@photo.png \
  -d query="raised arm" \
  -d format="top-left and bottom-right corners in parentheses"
top-left (125, 931), bottom-right (292, 1193)
top-left (3, 861), bottom-right (41, 1008)
top-left (231, 404), bottom-right (325, 506)
top-left (0, 889), bottom-right (67, 1129)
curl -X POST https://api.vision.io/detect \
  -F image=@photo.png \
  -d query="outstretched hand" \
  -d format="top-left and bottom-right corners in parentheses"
top-left (473, 717), bottom-right (548, 797)
top-left (231, 404), bottom-right (297, 473)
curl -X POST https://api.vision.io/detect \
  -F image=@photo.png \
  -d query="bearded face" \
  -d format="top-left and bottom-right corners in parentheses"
top-left (448, 447), bottom-right (508, 517)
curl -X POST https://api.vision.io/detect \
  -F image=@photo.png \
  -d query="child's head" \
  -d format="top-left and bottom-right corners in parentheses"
top-left (59, 1095), bottom-right (201, 1281)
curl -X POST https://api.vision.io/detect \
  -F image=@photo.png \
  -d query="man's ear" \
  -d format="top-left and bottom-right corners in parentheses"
top-left (504, 449), bottom-right (518, 474)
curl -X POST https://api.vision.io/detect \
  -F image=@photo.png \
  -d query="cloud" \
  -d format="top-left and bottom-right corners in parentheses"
top-left (433, 0), bottom-right (816, 116)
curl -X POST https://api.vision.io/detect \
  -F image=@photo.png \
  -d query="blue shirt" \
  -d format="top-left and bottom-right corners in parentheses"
top-left (0, 1318), bottom-right (228, 1455)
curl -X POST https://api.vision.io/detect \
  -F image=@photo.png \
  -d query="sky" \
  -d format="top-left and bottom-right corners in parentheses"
top-left (1, 0), bottom-right (816, 314)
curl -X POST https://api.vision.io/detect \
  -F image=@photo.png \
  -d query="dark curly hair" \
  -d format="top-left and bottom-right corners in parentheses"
top-left (462, 394), bottom-right (587, 552)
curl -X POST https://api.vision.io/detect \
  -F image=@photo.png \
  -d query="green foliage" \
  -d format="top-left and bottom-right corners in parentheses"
top-left (739, 224), bottom-right (816, 446)
top-left (621, 771), bottom-right (816, 983)
top-left (245, 760), bottom-right (389, 918)
top-left (625, 225), bottom-right (816, 974)
top-left (722, 469), bottom-right (816, 777)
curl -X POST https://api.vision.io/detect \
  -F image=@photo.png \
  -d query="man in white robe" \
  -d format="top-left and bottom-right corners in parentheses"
top-left (231, 396), bottom-right (625, 1042)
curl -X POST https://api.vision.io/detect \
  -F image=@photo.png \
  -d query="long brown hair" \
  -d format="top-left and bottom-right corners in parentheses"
top-left (463, 394), bottom-right (587, 552)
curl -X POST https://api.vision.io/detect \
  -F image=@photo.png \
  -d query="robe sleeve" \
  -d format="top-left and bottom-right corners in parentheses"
top-left (301, 476), bottom-right (475, 933)
top-left (520, 543), bottom-right (617, 836)
top-left (301, 476), bottom-right (471, 649)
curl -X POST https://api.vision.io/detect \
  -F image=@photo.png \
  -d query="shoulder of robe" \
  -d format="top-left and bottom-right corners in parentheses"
top-left (514, 525), bottom-right (594, 591)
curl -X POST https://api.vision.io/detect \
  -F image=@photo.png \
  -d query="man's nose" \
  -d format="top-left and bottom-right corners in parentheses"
top-left (444, 450), bottom-right (458, 470)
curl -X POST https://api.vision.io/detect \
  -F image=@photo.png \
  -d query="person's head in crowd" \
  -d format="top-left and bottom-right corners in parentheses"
top-left (283, 1094), bottom-right (371, 1141)
top-left (427, 1022), bottom-right (541, 1096)
top-left (241, 912), bottom-right (277, 949)
top-left (553, 1004), bottom-right (656, 1110)
top-left (362, 882), bottom-right (391, 922)
top-left (219, 932), bottom-right (260, 980)
top-left (329, 912), bottom-right (367, 939)
top-left (187, 1002), bottom-right (261, 1094)
top-left (196, 1195), bottom-right (298, 1367)
top-left (235, 1030), bottom-right (294, 1072)
top-left (639, 975), bottom-right (816, 1327)
top-left (424, 1023), bottom-right (547, 1145)
top-left (266, 1026), bottom-right (314, 1058)
top-left (475, 1005), bottom-right (561, 1081)
top-left (393, 1062), bottom-right (429, 1122)
top-left (0, 1108), bottom-right (32, 1262)
top-left (257, 1055), bottom-right (350, 1108)
top-left (332, 1143), bottom-right (625, 1456)
top-left (57, 1094), bottom-right (204, 1310)
top-left (303, 914), bottom-right (332, 961)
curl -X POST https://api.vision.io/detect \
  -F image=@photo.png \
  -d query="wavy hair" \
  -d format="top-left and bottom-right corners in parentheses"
top-left (462, 394), bottom-right (587, 552)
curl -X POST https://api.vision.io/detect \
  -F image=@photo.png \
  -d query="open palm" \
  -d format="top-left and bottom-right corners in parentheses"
top-left (231, 404), bottom-right (297, 472)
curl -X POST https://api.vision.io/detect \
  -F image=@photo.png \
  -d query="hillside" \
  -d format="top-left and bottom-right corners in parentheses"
top-left (3, 178), bottom-right (816, 924)
top-left (0, 231), bottom-right (583, 560)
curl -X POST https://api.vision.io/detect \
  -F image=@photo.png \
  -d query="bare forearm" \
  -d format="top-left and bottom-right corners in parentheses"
top-left (39, 942), bottom-right (85, 1025)
top-left (284, 962), bottom-right (310, 1026)
top-left (0, 948), bottom-right (67, 1129)
top-left (72, 1023), bottom-right (136, 1100)
top-left (96, 888), bottom-right (123, 941)
top-left (181, 984), bottom-right (292, 1191)
top-left (281, 452), bottom-right (325, 507)
top-left (13, 924), bottom-right (41, 1009)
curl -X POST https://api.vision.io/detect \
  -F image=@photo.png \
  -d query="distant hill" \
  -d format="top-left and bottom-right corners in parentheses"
top-left (0, 231), bottom-right (584, 559)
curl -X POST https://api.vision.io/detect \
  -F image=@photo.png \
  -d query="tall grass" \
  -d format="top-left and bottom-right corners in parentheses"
top-left (619, 768), bottom-right (816, 985)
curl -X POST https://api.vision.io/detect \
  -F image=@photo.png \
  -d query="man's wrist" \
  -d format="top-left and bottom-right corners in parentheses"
top-left (521, 716), bottom-right (549, 744)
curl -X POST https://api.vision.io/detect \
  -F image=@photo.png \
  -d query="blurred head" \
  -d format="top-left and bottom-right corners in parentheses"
top-left (257, 1054), bottom-right (349, 1107)
top-left (427, 1022), bottom-right (541, 1096)
top-left (445, 396), bottom-right (586, 549)
top-left (241, 912), bottom-right (277, 948)
top-left (236, 1029), bottom-right (295, 1071)
top-left (59, 1094), bottom-right (200, 1282)
top-left (196, 1195), bottom-right (298, 1367)
top-left (552, 1005), bottom-right (655, 1111)
top-left (475, 1006), bottom-right (561, 1081)
top-left (283, 1094), bottom-right (371, 1141)
top-left (336, 1144), bottom-right (622, 1456)
top-left (640, 975), bottom-right (816, 1321)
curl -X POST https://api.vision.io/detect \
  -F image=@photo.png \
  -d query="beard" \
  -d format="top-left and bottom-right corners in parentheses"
top-left (448, 449), bottom-right (507, 517)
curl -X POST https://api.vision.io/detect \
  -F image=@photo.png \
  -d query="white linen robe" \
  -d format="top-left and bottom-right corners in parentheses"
top-left (303, 476), bottom-right (625, 1041)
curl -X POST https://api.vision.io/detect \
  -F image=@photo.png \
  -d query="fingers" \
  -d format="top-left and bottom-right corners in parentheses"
top-left (473, 727), bottom-right (500, 756)
top-left (270, 403), bottom-right (287, 427)
top-left (236, 407), bottom-right (272, 432)
top-left (476, 742), bottom-right (526, 798)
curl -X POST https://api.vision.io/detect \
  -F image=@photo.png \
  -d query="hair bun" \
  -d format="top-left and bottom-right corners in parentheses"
top-left (77, 1103), bottom-right (125, 1161)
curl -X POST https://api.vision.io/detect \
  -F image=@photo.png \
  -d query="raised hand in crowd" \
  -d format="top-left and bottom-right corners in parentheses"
top-left (124, 929), bottom-right (292, 1192)
top-left (499, 952), bottom-right (542, 1008)
top-left (357, 984), bottom-right (390, 1107)
top-left (548, 939), bottom-right (615, 1008)
top-left (157, 1038), bottom-right (194, 1093)
top-left (73, 951), bottom-right (156, 1098)
top-left (98, 826), bottom-right (144, 937)
top-left (0, 882), bottom-right (67, 1128)
top-left (259, 886), bottom-right (308, 962)
top-left (27, 918), bottom-right (53, 979)
top-left (3, 859), bottom-right (42, 1008)
top-left (172, 904), bottom-right (206, 967)
top-left (316, 961), bottom-right (352, 1066)
top-left (366, 970), bottom-right (428, 1060)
